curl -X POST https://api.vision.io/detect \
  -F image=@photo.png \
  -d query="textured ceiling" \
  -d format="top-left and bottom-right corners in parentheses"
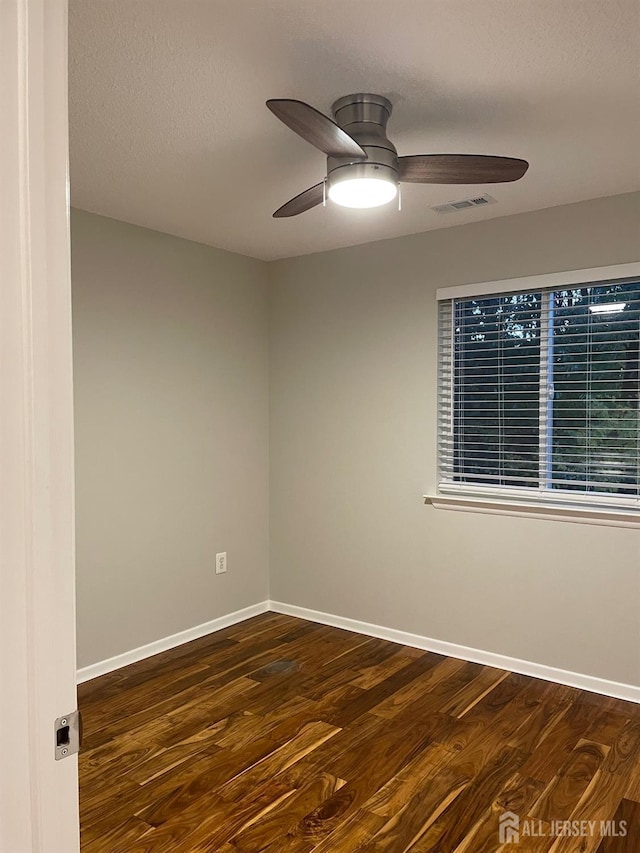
top-left (69, 0), bottom-right (640, 261)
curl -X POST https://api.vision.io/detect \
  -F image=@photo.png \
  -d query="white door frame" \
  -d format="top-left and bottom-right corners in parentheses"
top-left (0, 0), bottom-right (80, 850)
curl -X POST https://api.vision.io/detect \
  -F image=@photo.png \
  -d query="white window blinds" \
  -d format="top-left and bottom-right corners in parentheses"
top-left (438, 276), bottom-right (640, 510)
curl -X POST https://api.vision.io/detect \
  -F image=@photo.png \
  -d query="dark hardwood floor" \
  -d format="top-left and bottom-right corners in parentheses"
top-left (78, 613), bottom-right (640, 852)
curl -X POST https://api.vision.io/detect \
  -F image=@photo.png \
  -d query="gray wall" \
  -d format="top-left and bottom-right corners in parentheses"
top-left (269, 192), bottom-right (640, 687)
top-left (72, 211), bottom-right (269, 668)
top-left (73, 195), bottom-right (640, 685)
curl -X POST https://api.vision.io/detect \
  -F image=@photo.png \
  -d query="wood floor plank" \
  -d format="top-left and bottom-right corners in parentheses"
top-left (141, 735), bottom-right (344, 851)
top-left (624, 747), bottom-right (640, 803)
top-left (79, 732), bottom-right (158, 792)
top-left (519, 691), bottom-right (605, 784)
top-left (469, 670), bottom-right (532, 715)
top-left (366, 655), bottom-right (471, 720)
top-left (548, 769), bottom-right (630, 852)
top-left (78, 615), bottom-right (640, 852)
top-left (529, 739), bottom-right (611, 821)
top-left (81, 665), bottom-right (255, 751)
top-left (216, 720), bottom-right (341, 803)
top-left (506, 685), bottom-right (573, 754)
top-left (603, 717), bottom-right (640, 776)
top-left (80, 662), bottom-right (214, 743)
top-left (306, 808), bottom-right (387, 853)
top-left (81, 750), bottom-right (223, 841)
top-left (130, 778), bottom-right (298, 852)
top-left (585, 710), bottom-right (634, 748)
top-left (288, 726), bottom-right (434, 842)
top-left (77, 631), bottom-right (238, 707)
top-left (221, 612), bottom-right (297, 641)
top-left (597, 798), bottom-right (640, 852)
top-left (268, 710), bottom-right (446, 850)
top-left (211, 699), bottom-right (314, 751)
top-left (453, 772), bottom-right (545, 853)
top-left (137, 720), bottom-right (339, 827)
top-left (123, 725), bottom-right (226, 785)
top-left (412, 745), bottom-right (530, 852)
top-left (358, 747), bottom-right (471, 852)
top-left (153, 674), bottom-right (260, 744)
top-left (349, 648), bottom-right (423, 690)
top-left (363, 742), bottom-right (455, 817)
top-left (229, 772), bottom-right (346, 853)
top-left (438, 665), bottom-right (510, 718)
top-left (313, 636), bottom-right (401, 684)
top-left (81, 816), bottom-right (152, 853)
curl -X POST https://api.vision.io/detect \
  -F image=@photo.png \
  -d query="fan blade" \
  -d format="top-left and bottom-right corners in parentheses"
top-left (398, 154), bottom-right (529, 184)
top-left (273, 182), bottom-right (325, 218)
top-left (267, 99), bottom-right (367, 159)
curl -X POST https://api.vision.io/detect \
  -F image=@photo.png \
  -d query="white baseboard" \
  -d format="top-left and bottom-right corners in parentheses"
top-left (77, 597), bottom-right (640, 704)
top-left (76, 601), bottom-right (269, 684)
top-left (269, 600), bottom-right (640, 705)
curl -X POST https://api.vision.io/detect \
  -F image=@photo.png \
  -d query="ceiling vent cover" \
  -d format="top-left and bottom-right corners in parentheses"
top-left (431, 193), bottom-right (497, 215)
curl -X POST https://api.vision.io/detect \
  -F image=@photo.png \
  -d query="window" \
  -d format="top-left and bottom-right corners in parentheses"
top-left (437, 267), bottom-right (640, 512)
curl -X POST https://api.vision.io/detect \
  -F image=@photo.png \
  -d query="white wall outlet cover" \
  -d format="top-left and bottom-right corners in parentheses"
top-left (215, 552), bottom-right (227, 574)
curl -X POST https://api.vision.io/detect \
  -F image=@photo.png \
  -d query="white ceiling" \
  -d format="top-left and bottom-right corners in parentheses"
top-left (69, 0), bottom-right (640, 261)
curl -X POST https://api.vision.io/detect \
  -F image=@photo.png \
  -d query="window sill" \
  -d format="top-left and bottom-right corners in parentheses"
top-left (423, 495), bottom-right (640, 528)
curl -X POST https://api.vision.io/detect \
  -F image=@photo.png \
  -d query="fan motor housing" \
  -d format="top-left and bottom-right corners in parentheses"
top-left (327, 93), bottom-right (399, 192)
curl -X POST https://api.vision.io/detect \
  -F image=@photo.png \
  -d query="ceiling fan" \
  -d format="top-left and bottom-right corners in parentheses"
top-left (266, 93), bottom-right (529, 217)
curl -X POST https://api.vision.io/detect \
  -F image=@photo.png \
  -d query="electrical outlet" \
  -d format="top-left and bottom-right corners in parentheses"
top-left (215, 552), bottom-right (227, 574)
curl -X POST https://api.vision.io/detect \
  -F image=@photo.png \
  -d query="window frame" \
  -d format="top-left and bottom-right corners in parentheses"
top-left (435, 262), bottom-right (640, 522)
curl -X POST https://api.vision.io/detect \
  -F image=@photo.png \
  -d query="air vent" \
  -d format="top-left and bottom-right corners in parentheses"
top-left (431, 193), bottom-right (497, 215)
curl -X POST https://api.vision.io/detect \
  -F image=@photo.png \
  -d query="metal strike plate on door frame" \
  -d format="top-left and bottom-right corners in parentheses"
top-left (54, 709), bottom-right (82, 760)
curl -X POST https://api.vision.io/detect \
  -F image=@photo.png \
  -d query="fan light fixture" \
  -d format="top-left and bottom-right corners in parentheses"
top-left (266, 94), bottom-right (530, 218)
top-left (589, 302), bottom-right (627, 315)
top-left (328, 176), bottom-right (398, 209)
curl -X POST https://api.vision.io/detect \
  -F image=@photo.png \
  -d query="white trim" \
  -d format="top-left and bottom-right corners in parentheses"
top-left (436, 262), bottom-right (640, 301)
top-left (269, 601), bottom-right (640, 704)
top-left (1, 1), bottom-right (79, 850)
top-left (77, 600), bottom-right (640, 704)
top-left (424, 495), bottom-right (640, 528)
top-left (77, 602), bottom-right (270, 683)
